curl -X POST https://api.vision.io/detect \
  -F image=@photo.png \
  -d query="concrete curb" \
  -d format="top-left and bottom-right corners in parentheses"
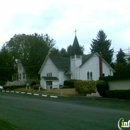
top-left (1, 90), bottom-right (58, 98)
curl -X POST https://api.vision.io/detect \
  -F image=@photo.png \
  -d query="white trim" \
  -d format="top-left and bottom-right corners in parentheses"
top-left (38, 55), bottom-right (49, 74)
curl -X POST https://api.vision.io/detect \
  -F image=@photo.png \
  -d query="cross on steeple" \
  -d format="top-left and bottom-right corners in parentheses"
top-left (74, 29), bottom-right (77, 36)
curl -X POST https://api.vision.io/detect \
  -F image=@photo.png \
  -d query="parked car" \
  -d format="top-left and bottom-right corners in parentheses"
top-left (0, 86), bottom-right (3, 90)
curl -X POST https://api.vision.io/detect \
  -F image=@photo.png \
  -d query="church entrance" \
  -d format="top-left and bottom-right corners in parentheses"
top-left (46, 81), bottom-right (52, 89)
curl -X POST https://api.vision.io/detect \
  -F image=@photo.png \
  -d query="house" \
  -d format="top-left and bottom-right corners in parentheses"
top-left (8, 61), bottom-right (28, 87)
top-left (12, 61), bottom-right (27, 82)
top-left (38, 36), bottom-right (115, 89)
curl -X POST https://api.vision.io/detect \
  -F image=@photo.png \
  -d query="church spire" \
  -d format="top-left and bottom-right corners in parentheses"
top-left (74, 29), bottom-right (77, 36)
top-left (71, 30), bottom-right (82, 56)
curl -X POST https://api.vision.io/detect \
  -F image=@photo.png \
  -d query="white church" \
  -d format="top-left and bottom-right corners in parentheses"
top-left (38, 35), bottom-right (115, 89)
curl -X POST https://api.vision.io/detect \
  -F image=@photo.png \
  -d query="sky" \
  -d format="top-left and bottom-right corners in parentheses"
top-left (0, 0), bottom-right (130, 57)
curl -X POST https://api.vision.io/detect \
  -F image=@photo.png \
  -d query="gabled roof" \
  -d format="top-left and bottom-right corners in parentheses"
top-left (49, 56), bottom-right (70, 70)
top-left (71, 36), bottom-right (82, 56)
top-left (38, 53), bottom-right (115, 74)
top-left (82, 54), bottom-right (94, 65)
top-left (50, 55), bottom-right (93, 70)
top-left (38, 54), bottom-right (94, 74)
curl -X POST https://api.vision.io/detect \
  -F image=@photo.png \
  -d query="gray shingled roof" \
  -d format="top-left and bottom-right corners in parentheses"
top-left (71, 36), bottom-right (82, 56)
top-left (49, 56), bottom-right (70, 70)
top-left (82, 54), bottom-right (94, 65)
top-left (49, 54), bottom-right (94, 70)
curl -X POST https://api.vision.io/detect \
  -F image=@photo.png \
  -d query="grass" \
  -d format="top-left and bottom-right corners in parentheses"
top-left (0, 119), bottom-right (20, 130)
top-left (6, 87), bottom-right (100, 97)
top-left (8, 87), bottom-right (78, 96)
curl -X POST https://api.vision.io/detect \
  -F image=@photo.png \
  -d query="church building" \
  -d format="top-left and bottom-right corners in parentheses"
top-left (38, 35), bottom-right (115, 89)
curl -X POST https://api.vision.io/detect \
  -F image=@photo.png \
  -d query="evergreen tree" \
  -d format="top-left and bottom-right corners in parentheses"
top-left (90, 30), bottom-right (114, 63)
top-left (116, 48), bottom-right (126, 64)
top-left (114, 48), bottom-right (129, 75)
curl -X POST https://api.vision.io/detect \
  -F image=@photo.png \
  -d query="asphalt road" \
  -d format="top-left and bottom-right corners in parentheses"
top-left (0, 92), bottom-right (130, 130)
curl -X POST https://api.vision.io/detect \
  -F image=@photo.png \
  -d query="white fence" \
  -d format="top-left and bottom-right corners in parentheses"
top-left (46, 85), bottom-right (59, 90)
top-left (5, 81), bottom-right (26, 87)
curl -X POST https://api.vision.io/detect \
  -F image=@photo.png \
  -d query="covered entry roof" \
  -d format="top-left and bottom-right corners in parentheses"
top-left (42, 76), bottom-right (59, 80)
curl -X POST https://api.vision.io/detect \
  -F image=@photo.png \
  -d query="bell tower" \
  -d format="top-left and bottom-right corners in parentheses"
top-left (70, 30), bottom-right (82, 79)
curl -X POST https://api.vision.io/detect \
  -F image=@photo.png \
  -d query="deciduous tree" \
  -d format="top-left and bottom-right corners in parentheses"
top-left (4, 33), bottom-right (55, 79)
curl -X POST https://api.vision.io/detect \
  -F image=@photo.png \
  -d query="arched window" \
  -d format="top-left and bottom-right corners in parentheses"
top-left (87, 72), bottom-right (89, 80)
top-left (90, 72), bottom-right (93, 80)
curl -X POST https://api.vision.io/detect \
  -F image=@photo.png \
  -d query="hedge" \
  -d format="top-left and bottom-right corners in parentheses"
top-left (32, 84), bottom-right (40, 90)
top-left (96, 80), bottom-right (109, 97)
top-left (99, 74), bottom-right (130, 81)
top-left (64, 80), bottom-right (77, 88)
top-left (106, 90), bottom-right (130, 99)
top-left (4, 85), bottom-right (26, 90)
top-left (74, 80), bottom-right (96, 96)
top-left (106, 90), bottom-right (115, 98)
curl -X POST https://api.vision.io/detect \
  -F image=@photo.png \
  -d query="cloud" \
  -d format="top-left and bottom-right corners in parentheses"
top-left (0, 0), bottom-right (130, 55)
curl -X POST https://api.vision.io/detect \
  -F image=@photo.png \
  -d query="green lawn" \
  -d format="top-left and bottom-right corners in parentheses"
top-left (0, 119), bottom-right (20, 130)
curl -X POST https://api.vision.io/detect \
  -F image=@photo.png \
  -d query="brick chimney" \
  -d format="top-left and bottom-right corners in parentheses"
top-left (99, 52), bottom-right (103, 77)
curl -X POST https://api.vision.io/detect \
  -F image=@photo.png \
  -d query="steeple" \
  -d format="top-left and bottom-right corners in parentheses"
top-left (71, 35), bottom-right (82, 56)
top-left (70, 30), bottom-right (82, 80)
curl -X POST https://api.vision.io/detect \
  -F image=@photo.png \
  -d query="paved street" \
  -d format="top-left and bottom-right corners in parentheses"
top-left (0, 92), bottom-right (130, 130)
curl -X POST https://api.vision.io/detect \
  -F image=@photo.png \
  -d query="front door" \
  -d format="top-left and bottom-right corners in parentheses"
top-left (46, 81), bottom-right (52, 89)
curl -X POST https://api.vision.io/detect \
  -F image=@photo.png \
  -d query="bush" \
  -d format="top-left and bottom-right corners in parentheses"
top-left (106, 90), bottom-right (130, 99)
top-left (124, 90), bottom-right (130, 99)
top-left (74, 80), bottom-right (96, 96)
top-left (32, 84), bottom-right (40, 90)
top-left (3, 85), bottom-right (26, 90)
top-left (114, 90), bottom-right (125, 99)
top-left (64, 80), bottom-right (77, 88)
top-left (106, 90), bottom-right (115, 98)
top-left (96, 80), bottom-right (109, 97)
top-left (30, 81), bottom-right (36, 86)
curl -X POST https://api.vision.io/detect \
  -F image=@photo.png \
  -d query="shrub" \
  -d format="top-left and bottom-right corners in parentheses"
top-left (30, 81), bottom-right (36, 86)
top-left (4, 85), bottom-right (26, 90)
top-left (124, 90), bottom-right (130, 99)
top-left (64, 80), bottom-right (77, 88)
top-left (32, 84), bottom-right (40, 90)
top-left (106, 90), bottom-right (130, 99)
top-left (74, 80), bottom-right (96, 96)
top-left (62, 86), bottom-right (70, 89)
top-left (96, 80), bottom-right (109, 97)
top-left (106, 90), bottom-right (115, 98)
top-left (114, 90), bottom-right (125, 99)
